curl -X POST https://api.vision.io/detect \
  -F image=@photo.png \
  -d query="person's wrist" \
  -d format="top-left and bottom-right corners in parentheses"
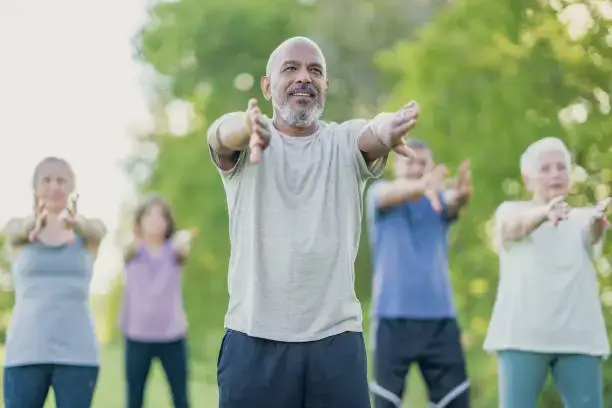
top-left (538, 204), bottom-right (551, 220)
top-left (371, 123), bottom-right (392, 150)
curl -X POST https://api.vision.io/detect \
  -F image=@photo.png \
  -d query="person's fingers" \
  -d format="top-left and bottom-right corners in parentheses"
top-left (66, 204), bottom-right (76, 218)
top-left (254, 115), bottom-right (267, 128)
top-left (400, 101), bottom-right (420, 118)
top-left (255, 126), bottom-right (271, 144)
top-left (548, 196), bottom-right (565, 209)
top-left (249, 133), bottom-right (263, 164)
top-left (393, 144), bottom-right (416, 158)
top-left (394, 118), bottom-right (417, 137)
top-left (430, 195), bottom-right (443, 213)
top-left (250, 145), bottom-right (262, 164)
top-left (459, 158), bottom-right (471, 171)
top-left (247, 98), bottom-right (258, 111)
top-left (434, 164), bottom-right (449, 181)
top-left (71, 193), bottom-right (79, 213)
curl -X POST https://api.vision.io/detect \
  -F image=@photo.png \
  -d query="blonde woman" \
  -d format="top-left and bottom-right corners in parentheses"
top-left (2, 157), bottom-right (106, 408)
top-left (484, 138), bottom-right (609, 408)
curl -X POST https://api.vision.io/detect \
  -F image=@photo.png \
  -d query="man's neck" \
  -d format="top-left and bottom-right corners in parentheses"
top-left (273, 117), bottom-right (318, 137)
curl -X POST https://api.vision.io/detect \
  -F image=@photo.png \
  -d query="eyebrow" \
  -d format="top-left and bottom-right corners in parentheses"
top-left (281, 60), bottom-right (324, 70)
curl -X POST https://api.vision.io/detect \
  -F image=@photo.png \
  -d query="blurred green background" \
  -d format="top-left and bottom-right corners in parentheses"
top-left (2, 0), bottom-right (612, 406)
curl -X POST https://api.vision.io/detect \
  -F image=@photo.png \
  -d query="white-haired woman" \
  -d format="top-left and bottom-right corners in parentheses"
top-left (484, 137), bottom-right (610, 408)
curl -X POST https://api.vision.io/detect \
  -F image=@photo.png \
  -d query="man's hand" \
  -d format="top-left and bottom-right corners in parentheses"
top-left (375, 101), bottom-right (420, 158)
top-left (424, 164), bottom-right (449, 213)
top-left (246, 99), bottom-right (272, 164)
top-left (547, 196), bottom-right (570, 226)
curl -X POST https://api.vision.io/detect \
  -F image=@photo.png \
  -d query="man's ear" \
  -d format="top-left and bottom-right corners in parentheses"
top-left (261, 76), bottom-right (271, 100)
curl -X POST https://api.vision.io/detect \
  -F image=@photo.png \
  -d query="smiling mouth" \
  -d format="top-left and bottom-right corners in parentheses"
top-left (288, 88), bottom-right (316, 97)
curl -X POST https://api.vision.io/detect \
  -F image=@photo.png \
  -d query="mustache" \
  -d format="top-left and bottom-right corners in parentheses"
top-left (287, 83), bottom-right (317, 97)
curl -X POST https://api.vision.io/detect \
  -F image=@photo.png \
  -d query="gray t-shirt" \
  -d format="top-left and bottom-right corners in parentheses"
top-left (4, 236), bottom-right (99, 367)
top-left (208, 115), bottom-right (386, 342)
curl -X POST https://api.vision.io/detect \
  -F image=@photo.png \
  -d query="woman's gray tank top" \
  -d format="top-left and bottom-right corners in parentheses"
top-left (4, 235), bottom-right (99, 367)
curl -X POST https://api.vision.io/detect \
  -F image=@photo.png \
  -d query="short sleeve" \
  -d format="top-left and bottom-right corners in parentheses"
top-left (366, 181), bottom-right (387, 218)
top-left (493, 202), bottom-right (516, 252)
top-left (338, 119), bottom-right (387, 181)
top-left (207, 113), bottom-right (249, 179)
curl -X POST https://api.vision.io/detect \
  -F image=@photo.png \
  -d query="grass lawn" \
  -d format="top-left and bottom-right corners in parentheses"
top-left (0, 345), bottom-right (428, 408)
top-left (0, 345), bottom-right (427, 407)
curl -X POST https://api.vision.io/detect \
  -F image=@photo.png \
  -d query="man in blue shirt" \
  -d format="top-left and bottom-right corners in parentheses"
top-left (367, 139), bottom-right (471, 408)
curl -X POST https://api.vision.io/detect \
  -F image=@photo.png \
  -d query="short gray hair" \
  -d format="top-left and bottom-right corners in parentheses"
top-left (520, 137), bottom-right (572, 177)
top-left (265, 36), bottom-right (327, 78)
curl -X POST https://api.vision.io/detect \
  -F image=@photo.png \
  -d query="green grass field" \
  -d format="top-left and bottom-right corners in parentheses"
top-left (0, 345), bottom-right (426, 407)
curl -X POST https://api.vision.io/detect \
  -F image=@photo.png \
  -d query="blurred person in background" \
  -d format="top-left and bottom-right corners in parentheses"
top-left (207, 36), bottom-right (421, 408)
top-left (485, 137), bottom-right (610, 408)
top-left (120, 195), bottom-right (195, 408)
top-left (366, 140), bottom-right (472, 408)
top-left (1, 157), bottom-right (107, 408)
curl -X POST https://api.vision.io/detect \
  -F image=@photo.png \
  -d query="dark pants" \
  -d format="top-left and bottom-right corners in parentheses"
top-left (125, 338), bottom-right (189, 408)
top-left (3, 364), bottom-right (99, 408)
top-left (371, 318), bottom-right (470, 408)
top-left (217, 329), bottom-right (371, 408)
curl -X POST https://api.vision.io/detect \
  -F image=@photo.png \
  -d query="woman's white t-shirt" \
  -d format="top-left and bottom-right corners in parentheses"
top-left (484, 201), bottom-right (610, 357)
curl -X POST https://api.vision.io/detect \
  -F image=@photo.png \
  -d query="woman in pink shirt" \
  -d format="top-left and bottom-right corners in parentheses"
top-left (120, 195), bottom-right (194, 408)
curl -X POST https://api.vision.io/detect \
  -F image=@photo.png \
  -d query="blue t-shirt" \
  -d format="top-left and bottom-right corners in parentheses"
top-left (367, 180), bottom-right (457, 319)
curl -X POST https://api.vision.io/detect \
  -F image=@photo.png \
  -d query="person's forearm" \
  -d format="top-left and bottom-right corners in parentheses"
top-left (589, 217), bottom-right (608, 245)
top-left (74, 216), bottom-right (107, 249)
top-left (357, 113), bottom-right (394, 162)
top-left (376, 178), bottom-right (427, 208)
top-left (500, 205), bottom-right (548, 242)
top-left (3, 216), bottom-right (36, 247)
top-left (208, 112), bottom-right (251, 156)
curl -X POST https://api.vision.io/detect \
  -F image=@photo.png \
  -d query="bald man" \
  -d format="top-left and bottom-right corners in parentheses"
top-left (208, 37), bottom-right (420, 408)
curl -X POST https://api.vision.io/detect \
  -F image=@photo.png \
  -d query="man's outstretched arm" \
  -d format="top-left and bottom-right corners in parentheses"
top-left (207, 99), bottom-right (271, 171)
top-left (357, 102), bottom-right (419, 163)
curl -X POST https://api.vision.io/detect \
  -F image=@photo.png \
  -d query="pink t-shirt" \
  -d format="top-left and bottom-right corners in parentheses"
top-left (119, 242), bottom-right (187, 341)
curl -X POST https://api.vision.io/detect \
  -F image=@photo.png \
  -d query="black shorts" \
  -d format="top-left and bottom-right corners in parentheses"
top-left (370, 318), bottom-right (470, 408)
top-left (217, 329), bottom-right (371, 408)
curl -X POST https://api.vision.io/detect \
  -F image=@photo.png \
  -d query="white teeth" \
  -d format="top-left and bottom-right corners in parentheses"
top-left (293, 93), bottom-right (311, 97)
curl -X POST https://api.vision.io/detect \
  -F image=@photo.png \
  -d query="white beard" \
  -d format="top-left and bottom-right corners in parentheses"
top-left (273, 99), bottom-right (325, 128)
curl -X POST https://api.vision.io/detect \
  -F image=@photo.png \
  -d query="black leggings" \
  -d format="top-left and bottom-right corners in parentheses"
top-left (124, 338), bottom-right (189, 408)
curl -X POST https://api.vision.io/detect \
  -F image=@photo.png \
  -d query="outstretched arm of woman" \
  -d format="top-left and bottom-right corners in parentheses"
top-left (2, 217), bottom-right (37, 247)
